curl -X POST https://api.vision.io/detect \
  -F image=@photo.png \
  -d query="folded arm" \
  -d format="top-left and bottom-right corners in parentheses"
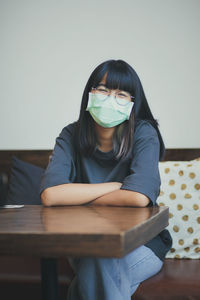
top-left (88, 189), bottom-right (150, 207)
top-left (41, 182), bottom-right (149, 207)
top-left (41, 182), bottom-right (122, 207)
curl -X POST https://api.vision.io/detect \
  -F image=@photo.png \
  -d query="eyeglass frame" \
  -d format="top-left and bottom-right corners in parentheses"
top-left (91, 86), bottom-right (135, 102)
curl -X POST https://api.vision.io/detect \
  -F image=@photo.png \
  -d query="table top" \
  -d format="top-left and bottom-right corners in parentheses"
top-left (0, 205), bottom-right (169, 258)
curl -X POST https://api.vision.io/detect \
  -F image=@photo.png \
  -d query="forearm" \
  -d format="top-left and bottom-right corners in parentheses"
top-left (41, 182), bottom-right (121, 206)
top-left (88, 189), bottom-right (150, 207)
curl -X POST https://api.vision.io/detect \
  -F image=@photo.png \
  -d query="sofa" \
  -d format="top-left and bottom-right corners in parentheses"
top-left (0, 149), bottom-right (200, 300)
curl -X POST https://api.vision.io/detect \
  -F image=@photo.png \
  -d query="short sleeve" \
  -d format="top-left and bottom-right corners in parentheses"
top-left (39, 124), bottom-right (76, 195)
top-left (120, 120), bottom-right (161, 205)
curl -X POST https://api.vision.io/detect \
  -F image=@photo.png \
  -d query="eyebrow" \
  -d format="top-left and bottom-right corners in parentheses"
top-left (97, 84), bottom-right (130, 94)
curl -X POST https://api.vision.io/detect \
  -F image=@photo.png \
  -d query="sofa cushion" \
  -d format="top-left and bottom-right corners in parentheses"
top-left (6, 157), bottom-right (44, 205)
top-left (132, 259), bottom-right (200, 300)
top-left (157, 158), bottom-right (200, 259)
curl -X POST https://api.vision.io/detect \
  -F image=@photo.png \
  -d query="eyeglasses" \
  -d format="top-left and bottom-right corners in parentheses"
top-left (91, 86), bottom-right (134, 106)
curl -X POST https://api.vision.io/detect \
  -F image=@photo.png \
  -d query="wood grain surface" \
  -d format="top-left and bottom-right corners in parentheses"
top-left (0, 205), bottom-right (168, 258)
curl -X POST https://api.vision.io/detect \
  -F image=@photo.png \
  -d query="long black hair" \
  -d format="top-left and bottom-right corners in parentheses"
top-left (75, 59), bottom-right (165, 161)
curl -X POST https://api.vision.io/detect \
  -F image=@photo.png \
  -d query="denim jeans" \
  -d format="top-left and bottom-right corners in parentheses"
top-left (67, 245), bottom-right (163, 300)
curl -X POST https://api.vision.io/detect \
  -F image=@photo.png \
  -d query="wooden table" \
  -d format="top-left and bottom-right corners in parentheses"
top-left (0, 205), bottom-right (169, 299)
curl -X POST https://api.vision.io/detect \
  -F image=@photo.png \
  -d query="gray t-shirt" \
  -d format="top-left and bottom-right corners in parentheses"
top-left (40, 119), bottom-right (172, 261)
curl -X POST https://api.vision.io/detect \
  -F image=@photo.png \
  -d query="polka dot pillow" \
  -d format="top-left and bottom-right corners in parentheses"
top-left (157, 157), bottom-right (200, 259)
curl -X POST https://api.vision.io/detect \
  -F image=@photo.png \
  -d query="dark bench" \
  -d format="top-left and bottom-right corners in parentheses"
top-left (0, 149), bottom-right (200, 300)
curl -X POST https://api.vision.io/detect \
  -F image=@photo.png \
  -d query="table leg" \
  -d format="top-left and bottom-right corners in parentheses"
top-left (40, 258), bottom-right (59, 300)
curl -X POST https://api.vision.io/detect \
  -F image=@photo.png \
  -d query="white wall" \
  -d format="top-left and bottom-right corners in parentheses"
top-left (0, 0), bottom-right (199, 149)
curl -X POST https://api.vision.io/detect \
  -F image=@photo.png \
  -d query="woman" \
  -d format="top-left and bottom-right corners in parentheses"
top-left (40, 59), bottom-right (172, 299)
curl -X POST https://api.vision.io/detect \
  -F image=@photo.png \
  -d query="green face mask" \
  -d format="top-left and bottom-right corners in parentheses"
top-left (86, 92), bottom-right (134, 128)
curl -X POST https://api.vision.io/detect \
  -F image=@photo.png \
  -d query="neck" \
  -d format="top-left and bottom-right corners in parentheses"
top-left (95, 123), bottom-right (115, 152)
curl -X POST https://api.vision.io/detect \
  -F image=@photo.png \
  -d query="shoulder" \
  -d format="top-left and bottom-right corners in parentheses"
top-left (134, 119), bottom-right (158, 138)
top-left (58, 121), bottom-right (77, 139)
top-left (54, 122), bottom-right (78, 151)
top-left (132, 119), bottom-right (160, 150)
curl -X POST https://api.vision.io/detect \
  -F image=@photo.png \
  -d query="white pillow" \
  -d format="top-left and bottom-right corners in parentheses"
top-left (157, 158), bottom-right (200, 259)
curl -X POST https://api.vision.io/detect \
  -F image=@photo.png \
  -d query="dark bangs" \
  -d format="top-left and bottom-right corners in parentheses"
top-left (92, 60), bottom-right (136, 98)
